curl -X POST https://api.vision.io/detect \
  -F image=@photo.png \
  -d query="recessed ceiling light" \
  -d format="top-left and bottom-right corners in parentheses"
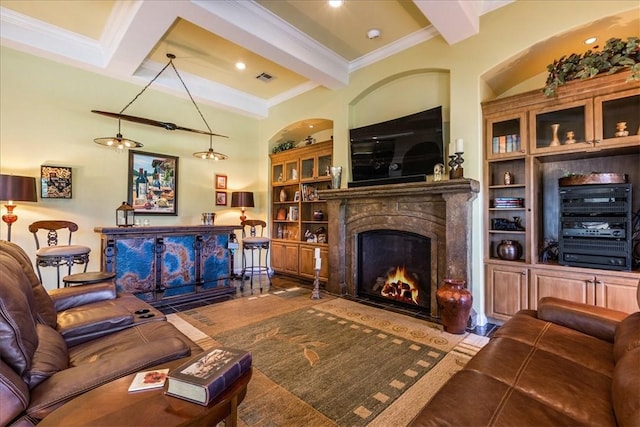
top-left (328, 0), bottom-right (344, 8)
top-left (584, 37), bottom-right (598, 45)
top-left (235, 62), bottom-right (246, 70)
top-left (367, 28), bottom-right (381, 40)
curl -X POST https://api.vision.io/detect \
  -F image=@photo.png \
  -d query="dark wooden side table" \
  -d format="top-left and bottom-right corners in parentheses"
top-left (39, 360), bottom-right (252, 427)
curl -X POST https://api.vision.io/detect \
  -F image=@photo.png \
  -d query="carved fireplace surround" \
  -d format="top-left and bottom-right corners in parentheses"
top-left (320, 179), bottom-right (479, 317)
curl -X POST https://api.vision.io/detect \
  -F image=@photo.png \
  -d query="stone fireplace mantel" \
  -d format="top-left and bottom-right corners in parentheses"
top-left (319, 179), bottom-right (479, 317)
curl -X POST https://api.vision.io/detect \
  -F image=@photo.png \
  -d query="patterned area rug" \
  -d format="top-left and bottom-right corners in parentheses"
top-left (168, 287), bottom-right (488, 426)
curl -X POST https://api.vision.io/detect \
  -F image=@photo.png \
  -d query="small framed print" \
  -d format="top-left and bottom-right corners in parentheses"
top-left (215, 174), bottom-right (227, 189)
top-left (41, 165), bottom-right (72, 198)
top-left (216, 191), bottom-right (227, 206)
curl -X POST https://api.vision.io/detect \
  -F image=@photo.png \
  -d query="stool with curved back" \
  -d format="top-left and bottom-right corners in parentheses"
top-left (240, 219), bottom-right (272, 293)
top-left (29, 220), bottom-right (91, 288)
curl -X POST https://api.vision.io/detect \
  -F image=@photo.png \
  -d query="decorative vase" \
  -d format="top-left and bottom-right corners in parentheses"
top-left (436, 279), bottom-right (473, 334)
top-left (330, 166), bottom-right (342, 189)
top-left (313, 210), bottom-right (324, 221)
top-left (497, 240), bottom-right (523, 260)
top-left (279, 188), bottom-right (287, 202)
top-left (565, 130), bottom-right (576, 144)
top-left (615, 121), bottom-right (629, 137)
top-left (549, 124), bottom-right (560, 147)
top-left (503, 171), bottom-right (513, 185)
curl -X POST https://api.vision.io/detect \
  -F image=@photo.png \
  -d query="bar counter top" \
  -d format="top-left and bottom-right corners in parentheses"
top-left (94, 225), bottom-right (236, 234)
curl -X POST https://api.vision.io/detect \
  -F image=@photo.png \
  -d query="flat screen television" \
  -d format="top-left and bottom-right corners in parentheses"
top-left (349, 106), bottom-right (444, 187)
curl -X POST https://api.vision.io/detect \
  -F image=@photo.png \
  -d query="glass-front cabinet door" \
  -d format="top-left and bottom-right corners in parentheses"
top-left (530, 99), bottom-right (593, 155)
top-left (285, 160), bottom-right (299, 182)
top-left (485, 112), bottom-right (527, 160)
top-left (300, 152), bottom-right (333, 181)
top-left (594, 88), bottom-right (640, 149)
top-left (272, 162), bottom-right (284, 184)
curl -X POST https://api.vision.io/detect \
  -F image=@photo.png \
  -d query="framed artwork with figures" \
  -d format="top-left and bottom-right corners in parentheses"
top-left (128, 150), bottom-right (178, 215)
top-left (216, 191), bottom-right (227, 206)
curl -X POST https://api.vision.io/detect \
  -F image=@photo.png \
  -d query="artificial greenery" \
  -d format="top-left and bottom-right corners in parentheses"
top-left (544, 37), bottom-right (640, 97)
top-left (271, 140), bottom-right (295, 154)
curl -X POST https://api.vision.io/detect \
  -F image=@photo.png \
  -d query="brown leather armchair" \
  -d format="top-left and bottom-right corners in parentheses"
top-left (0, 240), bottom-right (201, 426)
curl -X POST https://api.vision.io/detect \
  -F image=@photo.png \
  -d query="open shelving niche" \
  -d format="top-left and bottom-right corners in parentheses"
top-left (483, 72), bottom-right (640, 321)
top-left (270, 140), bottom-right (333, 281)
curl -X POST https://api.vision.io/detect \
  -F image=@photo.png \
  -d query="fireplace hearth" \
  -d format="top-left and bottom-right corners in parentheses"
top-left (358, 230), bottom-right (431, 311)
top-left (320, 179), bottom-right (479, 318)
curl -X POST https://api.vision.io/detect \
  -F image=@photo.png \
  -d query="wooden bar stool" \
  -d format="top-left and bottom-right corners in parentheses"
top-left (240, 220), bottom-right (271, 293)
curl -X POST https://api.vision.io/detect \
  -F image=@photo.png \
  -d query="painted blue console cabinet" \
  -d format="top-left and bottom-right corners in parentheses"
top-left (95, 225), bottom-right (236, 304)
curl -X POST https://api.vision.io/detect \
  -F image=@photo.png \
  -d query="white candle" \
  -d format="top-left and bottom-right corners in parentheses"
top-left (315, 256), bottom-right (322, 270)
top-left (455, 138), bottom-right (464, 153)
top-left (314, 247), bottom-right (320, 259)
top-left (449, 141), bottom-right (455, 156)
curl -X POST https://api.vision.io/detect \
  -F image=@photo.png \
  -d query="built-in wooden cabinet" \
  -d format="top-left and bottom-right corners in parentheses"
top-left (271, 241), bottom-right (299, 275)
top-left (483, 72), bottom-right (640, 321)
top-left (270, 140), bottom-right (332, 280)
top-left (485, 263), bottom-right (528, 319)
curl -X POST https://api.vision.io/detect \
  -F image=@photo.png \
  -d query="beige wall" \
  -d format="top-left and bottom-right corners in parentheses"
top-left (260, 1), bottom-right (639, 324)
top-left (1, 1), bottom-right (637, 321)
top-left (0, 47), bottom-right (264, 287)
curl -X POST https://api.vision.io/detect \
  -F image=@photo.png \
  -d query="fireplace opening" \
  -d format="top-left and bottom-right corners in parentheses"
top-left (357, 230), bottom-right (430, 311)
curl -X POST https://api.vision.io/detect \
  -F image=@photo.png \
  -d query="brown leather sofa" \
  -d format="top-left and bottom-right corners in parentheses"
top-left (0, 240), bottom-right (202, 426)
top-left (410, 292), bottom-right (640, 427)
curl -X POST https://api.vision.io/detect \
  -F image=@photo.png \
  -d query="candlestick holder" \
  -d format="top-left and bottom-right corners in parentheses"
top-left (311, 268), bottom-right (321, 299)
top-left (448, 152), bottom-right (464, 179)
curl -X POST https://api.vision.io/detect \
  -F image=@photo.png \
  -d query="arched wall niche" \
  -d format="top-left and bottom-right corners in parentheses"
top-left (349, 69), bottom-right (451, 130)
top-left (268, 118), bottom-right (334, 151)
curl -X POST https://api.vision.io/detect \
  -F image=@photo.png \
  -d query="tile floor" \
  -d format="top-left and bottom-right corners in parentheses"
top-left (155, 274), bottom-right (499, 337)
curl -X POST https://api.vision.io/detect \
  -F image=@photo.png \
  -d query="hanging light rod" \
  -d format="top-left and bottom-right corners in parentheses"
top-left (93, 53), bottom-right (229, 157)
top-left (91, 110), bottom-right (228, 138)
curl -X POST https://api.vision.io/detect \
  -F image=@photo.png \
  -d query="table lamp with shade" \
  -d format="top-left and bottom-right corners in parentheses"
top-left (230, 191), bottom-right (254, 222)
top-left (0, 174), bottom-right (38, 241)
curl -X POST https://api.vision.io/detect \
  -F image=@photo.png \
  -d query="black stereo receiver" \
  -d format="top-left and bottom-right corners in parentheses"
top-left (558, 183), bottom-right (632, 271)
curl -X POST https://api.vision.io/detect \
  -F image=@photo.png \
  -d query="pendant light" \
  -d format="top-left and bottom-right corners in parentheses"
top-left (93, 53), bottom-right (228, 160)
top-left (94, 119), bottom-right (143, 149)
top-left (193, 135), bottom-right (229, 160)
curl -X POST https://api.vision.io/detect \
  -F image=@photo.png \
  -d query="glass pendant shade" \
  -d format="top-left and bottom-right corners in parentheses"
top-left (94, 132), bottom-right (143, 150)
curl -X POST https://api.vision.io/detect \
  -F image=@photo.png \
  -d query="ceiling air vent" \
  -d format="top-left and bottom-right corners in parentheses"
top-left (256, 72), bottom-right (274, 82)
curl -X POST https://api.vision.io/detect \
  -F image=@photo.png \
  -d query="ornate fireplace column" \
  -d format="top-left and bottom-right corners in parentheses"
top-left (321, 179), bottom-right (479, 317)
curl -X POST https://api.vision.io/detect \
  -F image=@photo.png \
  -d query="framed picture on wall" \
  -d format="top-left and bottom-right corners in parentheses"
top-left (215, 174), bottom-right (227, 189)
top-left (41, 165), bottom-right (72, 198)
top-left (128, 150), bottom-right (178, 215)
top-left (216, 191), bottom-right (227, 206)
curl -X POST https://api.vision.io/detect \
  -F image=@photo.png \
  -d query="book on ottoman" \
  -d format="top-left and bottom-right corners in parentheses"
top-left (165, 347), bottom-right (252, 405)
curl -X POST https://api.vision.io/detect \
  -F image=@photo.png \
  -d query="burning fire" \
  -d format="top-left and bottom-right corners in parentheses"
top-left (379, 266), bottom-right (419, 305)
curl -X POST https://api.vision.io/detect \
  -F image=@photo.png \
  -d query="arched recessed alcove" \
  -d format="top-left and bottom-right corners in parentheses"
top-left (268, 118), bottom-right (334, 151)
top-left (349, 69), bottom-right (450, 130)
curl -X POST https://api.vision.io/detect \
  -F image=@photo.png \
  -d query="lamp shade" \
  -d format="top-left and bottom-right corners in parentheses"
top-left (0, 174), bottom-right (38, 202)
top-left (231, 192), bottom-right (254, 208)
